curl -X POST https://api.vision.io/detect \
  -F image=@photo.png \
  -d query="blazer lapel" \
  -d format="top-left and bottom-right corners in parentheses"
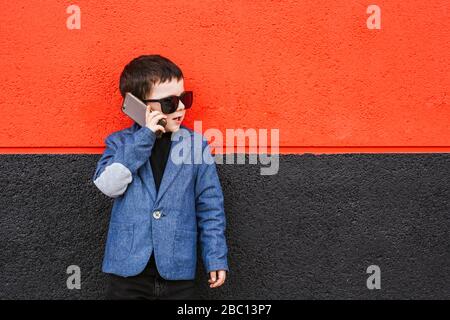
top-left (142, 160), bottom-right (157, 203)
top-left (131, 122), bottom-right (192, 204)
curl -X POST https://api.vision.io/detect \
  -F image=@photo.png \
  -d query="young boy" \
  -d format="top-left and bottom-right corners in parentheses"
top-left (92, 54), bottom-right (229, 300)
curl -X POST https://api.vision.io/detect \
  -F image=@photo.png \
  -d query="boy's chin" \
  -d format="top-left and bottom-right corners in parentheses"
top-left (166, 122), bottom-right (182, 132)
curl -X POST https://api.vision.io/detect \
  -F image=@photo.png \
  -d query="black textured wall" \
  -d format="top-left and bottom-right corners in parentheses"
top-left (0, 154), bottom-right (449, 299)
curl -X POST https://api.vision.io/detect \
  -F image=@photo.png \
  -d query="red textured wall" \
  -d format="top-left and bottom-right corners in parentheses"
top-left (0, 0), bottom-right (448, 154)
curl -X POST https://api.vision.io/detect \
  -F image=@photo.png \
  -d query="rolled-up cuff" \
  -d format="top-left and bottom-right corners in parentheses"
top-left (205, 261), bottom-right (229, 274)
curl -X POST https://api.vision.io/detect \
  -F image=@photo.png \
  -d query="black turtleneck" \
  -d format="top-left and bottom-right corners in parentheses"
top-left (150, 130), bottom-right (172, 193)
top-left (146, 129), bottom-right (172, 275)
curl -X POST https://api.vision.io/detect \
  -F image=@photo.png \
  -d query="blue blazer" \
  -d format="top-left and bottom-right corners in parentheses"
top-left (92, 122), bottom-right (229, 280)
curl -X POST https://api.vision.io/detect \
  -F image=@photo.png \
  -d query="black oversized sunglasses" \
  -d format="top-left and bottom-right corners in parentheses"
top-left (142, 91), bottom-right (193, 114)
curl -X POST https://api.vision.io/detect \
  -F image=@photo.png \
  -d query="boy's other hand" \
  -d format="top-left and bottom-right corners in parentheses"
top-left (145, 106), bottom-right (167, 134)
top-left (208, 270), bottom-right (226, 288)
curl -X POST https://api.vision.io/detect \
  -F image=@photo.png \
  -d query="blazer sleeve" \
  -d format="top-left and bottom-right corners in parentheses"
top-left (92, 126), bottom-right (157, 198)
top-left (195, 138), bottom-right (230, 274)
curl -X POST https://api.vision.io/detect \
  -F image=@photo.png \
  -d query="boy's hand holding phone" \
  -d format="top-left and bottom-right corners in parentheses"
top-left (145, 106), bottom-right (167, 136)
top-left (122, 92), bottom-right (168, 138)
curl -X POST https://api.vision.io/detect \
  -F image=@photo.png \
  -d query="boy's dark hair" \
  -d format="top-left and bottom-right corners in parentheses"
top-left (119, 54), bottom-right (184, 100)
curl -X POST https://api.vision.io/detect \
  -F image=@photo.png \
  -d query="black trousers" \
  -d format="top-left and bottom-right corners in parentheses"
top-left (105, 253), bottom-right (199, 300)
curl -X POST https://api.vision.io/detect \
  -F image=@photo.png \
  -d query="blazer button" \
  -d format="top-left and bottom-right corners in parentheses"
top-left (152, 210), bottom-right (161, 219)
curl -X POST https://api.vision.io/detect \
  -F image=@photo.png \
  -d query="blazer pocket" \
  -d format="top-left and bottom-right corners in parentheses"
top-left (106, 222), bottom-right (134, 261)
top-left (173, 229), bottom-right (198, 268)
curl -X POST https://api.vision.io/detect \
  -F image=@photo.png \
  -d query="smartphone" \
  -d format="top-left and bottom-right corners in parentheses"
top-left (122, 92), bottom-right (166, 137)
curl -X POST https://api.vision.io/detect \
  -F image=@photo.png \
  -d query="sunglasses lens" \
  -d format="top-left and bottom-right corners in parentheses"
top-left (161, 98), bottom-right (176, 114)
top-left (160, 92), bottom-right (193, 113)
top-left (181, 91), bottom-right (193, 109)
